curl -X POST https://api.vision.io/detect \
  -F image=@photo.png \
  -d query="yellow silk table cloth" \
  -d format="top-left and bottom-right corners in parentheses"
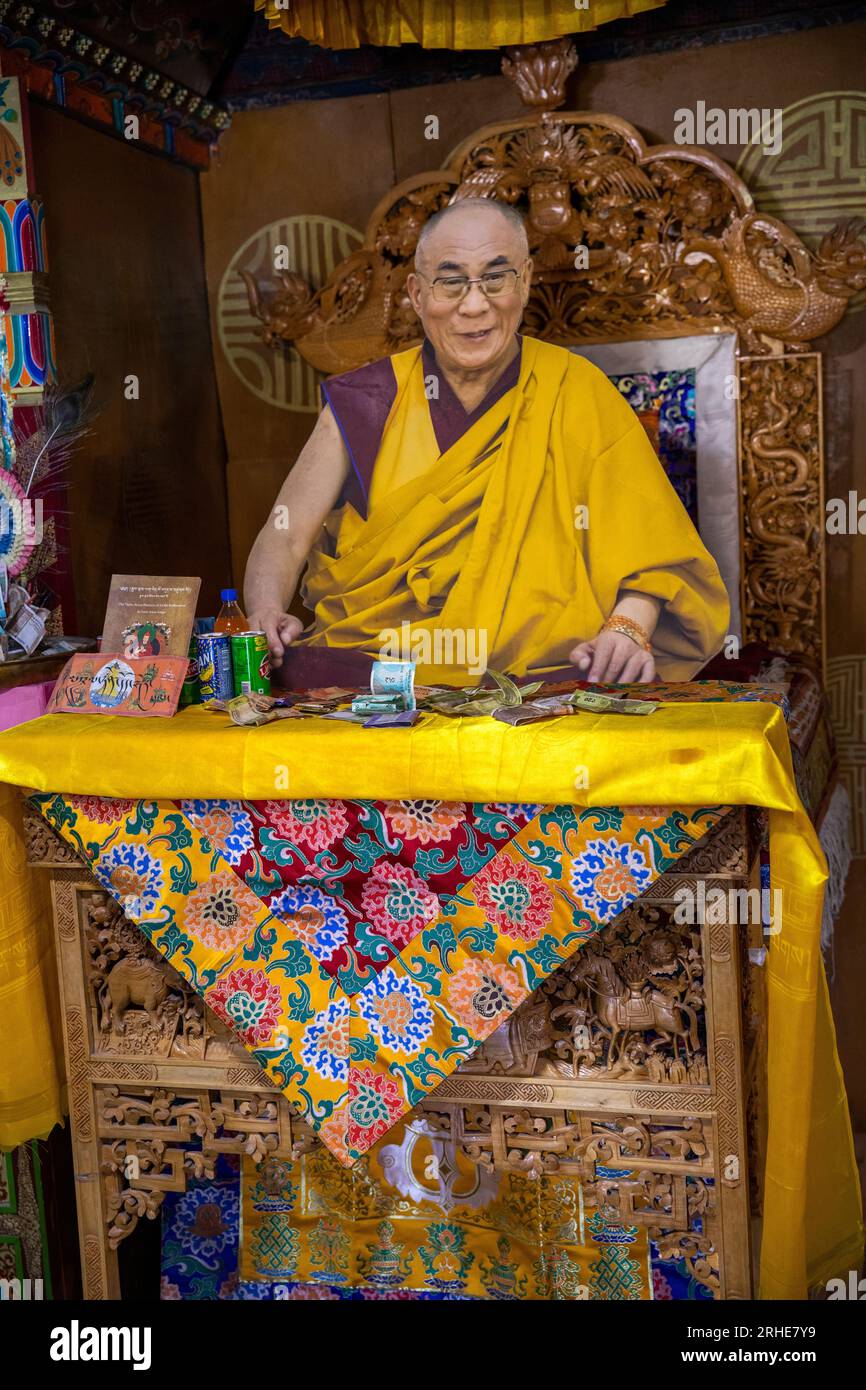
top-left (0, 702), bottom-right (861, 1300)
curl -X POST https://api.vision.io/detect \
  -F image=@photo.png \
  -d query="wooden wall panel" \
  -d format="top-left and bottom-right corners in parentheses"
top-left (200, 94), bottom-right (395, 585)
top-left (389, 74), bottom-right (525, 180)
top-left (28, 104), bottom-right (232, 633)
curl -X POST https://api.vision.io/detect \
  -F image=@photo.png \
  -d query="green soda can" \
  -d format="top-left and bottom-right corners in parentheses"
top-left (230, 631), bottom-right (271, 696)
top-left (179, 634), bottom-right (200, 707)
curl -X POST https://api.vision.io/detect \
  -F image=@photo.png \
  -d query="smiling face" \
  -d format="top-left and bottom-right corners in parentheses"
top-left (407, 204), bottom-right (532, 376)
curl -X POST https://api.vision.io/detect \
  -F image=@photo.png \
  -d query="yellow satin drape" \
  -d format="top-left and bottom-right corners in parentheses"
top-left (0, 782), bottom-right (65, 1149)
top-left (0, 700), bottom-right (861, 1297)
top-left (255, 0), bottom-right (667, 50)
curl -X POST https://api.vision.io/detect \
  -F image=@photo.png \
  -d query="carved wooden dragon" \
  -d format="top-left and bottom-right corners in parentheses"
top-left (687, 214), bottom-right (866, 349)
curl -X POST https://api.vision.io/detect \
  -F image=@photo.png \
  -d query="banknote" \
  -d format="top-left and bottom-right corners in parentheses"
top-left (493, 699), bottom-right (577, 725)
top-left (495, 691), bottom-right (661, 725)
top-left (370, 659), bottom-right (416, 710)
top-left (224, 697), bottom-right (304, 726)
top-left (568, 690), bottom-right (660, 715)
top-left (363, 710), bottom-right (420, 727)
top-left (293, 698), bottom-right (348, 713)
top-left (351, 693), bottom-right (406, 715)
top-left (421, 669), bottom-right (544, 717)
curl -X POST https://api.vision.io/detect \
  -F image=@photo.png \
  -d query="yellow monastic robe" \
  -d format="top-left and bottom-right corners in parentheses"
top-left (298, 337), bottom-right (729, 684)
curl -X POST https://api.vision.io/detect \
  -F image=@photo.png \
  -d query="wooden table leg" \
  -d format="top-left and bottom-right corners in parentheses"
top-left (49, 872), bottom-right (121, 1299)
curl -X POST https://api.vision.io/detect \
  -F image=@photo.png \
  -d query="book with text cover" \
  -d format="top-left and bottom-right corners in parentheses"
top-left (100, 574), bottom-right (200, 659)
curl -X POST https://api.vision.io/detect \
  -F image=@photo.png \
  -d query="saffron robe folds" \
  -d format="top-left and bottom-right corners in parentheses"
top-left (299, 337), bottom-right (730, 684)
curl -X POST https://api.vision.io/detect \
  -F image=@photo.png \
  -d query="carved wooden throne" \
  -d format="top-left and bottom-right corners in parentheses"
top-left (244, 36), bottom-right (866, 669)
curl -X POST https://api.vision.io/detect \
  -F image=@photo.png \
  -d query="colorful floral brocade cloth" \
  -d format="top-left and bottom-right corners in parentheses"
top-left (31, 791), bottom-right (727, 1165)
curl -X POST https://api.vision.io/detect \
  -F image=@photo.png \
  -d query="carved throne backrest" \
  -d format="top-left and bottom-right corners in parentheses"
top-left (243, 39), bottom-right (866, 668)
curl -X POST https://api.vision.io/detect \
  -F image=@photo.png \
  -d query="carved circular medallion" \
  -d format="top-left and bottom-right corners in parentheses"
top-left (736, 91), bottom-right (866, 313)
top-left (217, 215), bottom-right (363, 412)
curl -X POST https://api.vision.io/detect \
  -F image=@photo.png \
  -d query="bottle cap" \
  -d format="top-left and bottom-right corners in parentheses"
top-left (220, 588), bottom-right (237, 602)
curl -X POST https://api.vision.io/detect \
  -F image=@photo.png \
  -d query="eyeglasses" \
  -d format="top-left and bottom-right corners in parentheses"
top-left (417, 266), bottom-right (523, 303)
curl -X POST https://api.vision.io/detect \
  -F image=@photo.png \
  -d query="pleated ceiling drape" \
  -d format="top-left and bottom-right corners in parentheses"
top-left (254, 0), bottom-right (667, 49)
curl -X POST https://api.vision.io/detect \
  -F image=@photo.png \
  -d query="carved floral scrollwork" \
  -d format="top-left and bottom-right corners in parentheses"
top-left (22, 801), bottom-right (80, 866)
top-left (650, 1228), bottom-right (720, 1297)
top-left (95, 1085), bottom-right (315, 1247)
top-left (589, 1172), bottom-right (719, 1296)
top-left (103, 1185), bottom-right (166, 1251)
top-left (500, 38), bottom-right (578, 112)
top-left (416, 1101), bottom-right (721, 1296)
top-left (99, 1087), bottom-right (215, 1142)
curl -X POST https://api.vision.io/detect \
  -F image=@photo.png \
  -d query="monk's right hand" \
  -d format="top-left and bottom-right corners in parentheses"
top-left (247, 610), bottom-right (304, 665)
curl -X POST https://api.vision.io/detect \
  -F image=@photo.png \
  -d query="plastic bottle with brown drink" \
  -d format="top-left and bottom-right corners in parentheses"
top-left (214, 588), bottom-right (248, 634)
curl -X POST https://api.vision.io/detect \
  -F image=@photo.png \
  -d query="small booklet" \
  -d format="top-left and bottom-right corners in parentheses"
top-left (100, 574), bottom-right (200, 659)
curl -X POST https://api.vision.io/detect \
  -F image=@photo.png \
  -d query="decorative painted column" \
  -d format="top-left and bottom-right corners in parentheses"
top-left (0, 62), bottom-right (70, 650)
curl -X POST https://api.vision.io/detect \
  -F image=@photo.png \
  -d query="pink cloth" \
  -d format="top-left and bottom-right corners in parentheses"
top-left (0, 680), bottom-right (55, 731)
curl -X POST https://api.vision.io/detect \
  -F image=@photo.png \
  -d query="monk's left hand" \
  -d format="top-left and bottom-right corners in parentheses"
top-left (569, 631), bottom-right (656, 683)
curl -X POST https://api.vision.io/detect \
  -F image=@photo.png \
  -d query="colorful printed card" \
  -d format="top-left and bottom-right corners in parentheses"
top-left (47, 654), bottom-right (188, 717)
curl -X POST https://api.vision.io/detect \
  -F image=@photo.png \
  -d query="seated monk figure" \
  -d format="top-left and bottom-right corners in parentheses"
top-left (244, 199), bottom-right (729, 686)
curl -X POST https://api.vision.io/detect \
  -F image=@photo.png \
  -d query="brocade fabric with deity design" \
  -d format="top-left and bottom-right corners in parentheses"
top-left (160, 1136), bottom-right (715, 1300)
top-left (611, 369), bottom-right (697, 525)
top-left (239, 1119), bottom-right (652, 1300)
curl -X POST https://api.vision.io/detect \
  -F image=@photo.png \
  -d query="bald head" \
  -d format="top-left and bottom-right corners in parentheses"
top-left (407, 197), bottom-right (532, 379)
top-left (415, 198), bottom-right (529, 275)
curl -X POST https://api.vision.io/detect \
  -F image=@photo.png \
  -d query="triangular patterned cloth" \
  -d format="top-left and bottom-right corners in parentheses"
top-left (33, 793), bottom-right (727, 1165)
